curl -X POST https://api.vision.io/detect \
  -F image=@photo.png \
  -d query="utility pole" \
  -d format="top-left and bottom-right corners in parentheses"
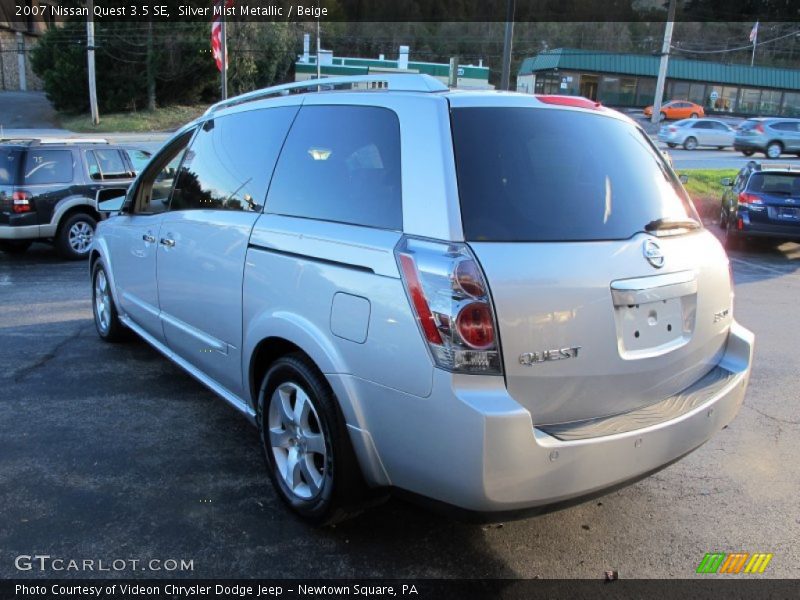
top-left (220, 15), bottom-right (228, 100)
top-left (316, 19), bottom-right (321, 80)
top-left (146, 20), bottom-right (156, 111)
top-left (86, 0), bottom-right (99, 125)
top-left (500, 0), bottom-right (515, 91)
top-left (651, 0), bottom-right (676, 125)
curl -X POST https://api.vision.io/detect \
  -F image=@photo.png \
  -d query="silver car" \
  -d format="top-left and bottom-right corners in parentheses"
top-left (657, 118), bottom-right (736, 150)
top-left (734, 117), bottom-right (800, 158)
top-left (90, 75), bottom-right (753, 525)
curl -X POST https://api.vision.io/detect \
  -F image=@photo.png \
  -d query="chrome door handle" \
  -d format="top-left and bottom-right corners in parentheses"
top-left (142, 234), bottom-right (155, 243)
top-left (159, 238), bottom-right (176, 247)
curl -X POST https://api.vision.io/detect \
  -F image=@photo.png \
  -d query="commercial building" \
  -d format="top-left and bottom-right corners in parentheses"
top-left (295, 36), bottom-right (492, 90)
top-left (517, 48), bottom-right (800, 117)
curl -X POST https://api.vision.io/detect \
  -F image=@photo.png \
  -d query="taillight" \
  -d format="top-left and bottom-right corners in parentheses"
top-left (12, 190), bottom-right (33, 213)
top-left (395, 237), bottom-right (502, 375)
top-left (668, 127), bottom-right (677, 132)
top-left (738, 192), bottom-right (762, 205)
top-left (754, 123), bottom-right (764, 133)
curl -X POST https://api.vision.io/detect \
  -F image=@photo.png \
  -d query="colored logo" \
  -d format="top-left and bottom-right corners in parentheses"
top-left (696, 552), bottom-right (773, 574)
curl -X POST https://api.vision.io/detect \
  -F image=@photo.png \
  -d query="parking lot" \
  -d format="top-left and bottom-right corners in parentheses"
top-left (1, 236), bottom-right (798, 580)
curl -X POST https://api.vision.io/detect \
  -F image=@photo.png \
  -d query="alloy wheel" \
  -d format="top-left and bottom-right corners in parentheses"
top-left (268, 382), bottom-right (327, 500)
top-left (68, 221), bottom-right (94, 254)
top-left (94, 269), bottom-right (111, 333)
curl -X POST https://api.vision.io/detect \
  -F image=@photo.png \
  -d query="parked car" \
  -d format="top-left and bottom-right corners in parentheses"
top-left (0, 138), bottom-right (151, 258)
top-left (719, 161), bottom-right (800, 249)
top-left (733, 117), bottom-right (800, 159)
top-left (657, 118), bottom-right (736, 150)
top-left (644, 100), bottom-right (705, 121)
top-left (90, 75), bottom-right (753, 525)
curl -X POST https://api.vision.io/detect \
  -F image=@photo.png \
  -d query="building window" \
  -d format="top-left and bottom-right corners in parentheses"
top-left (636, 78), bottom-right (657, 106)
top-left (688, 83), bottom-right (706, 105)
top-left (782, 93), bottom-right (800, 117)
top-left (760, 90), bottom-right (782, 115)
top-left (669, 81), bottom-right (690, 101)
top-left (738, 88), bottom-right (761, 114)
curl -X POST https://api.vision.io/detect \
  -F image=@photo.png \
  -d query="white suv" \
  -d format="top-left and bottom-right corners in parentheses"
top-left (90, 75), bottom-right (753, 525)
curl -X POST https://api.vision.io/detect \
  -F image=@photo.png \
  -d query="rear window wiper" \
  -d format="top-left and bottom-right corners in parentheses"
top-left (644, 217), bottom-right (701, 234)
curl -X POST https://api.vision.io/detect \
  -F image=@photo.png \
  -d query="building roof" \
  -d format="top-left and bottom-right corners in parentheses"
top-left (518, 48), bottom-right (800, 91)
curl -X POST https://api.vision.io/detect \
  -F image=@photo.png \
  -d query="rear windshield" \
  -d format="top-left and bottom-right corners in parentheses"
top-left (451, 107), bottom-right (697, 242)
top-left (738, 120), bottom-right (761, 131)
top-left (747, 172), bottom-right (800, 195)
top-left (0, 148), bottom-right (23, 185)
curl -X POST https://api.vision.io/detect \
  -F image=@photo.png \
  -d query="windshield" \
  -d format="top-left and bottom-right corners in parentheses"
top-left (451, 107), bottom-right (698, 242)
top-left (0, 148), bottom-right (23, 185)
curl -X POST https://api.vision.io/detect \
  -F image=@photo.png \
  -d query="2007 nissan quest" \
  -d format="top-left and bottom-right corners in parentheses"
top-left (90, 74), bottom-right (754, 525)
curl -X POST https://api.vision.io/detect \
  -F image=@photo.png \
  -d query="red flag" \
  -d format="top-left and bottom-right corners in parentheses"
top-left (211, 0), bottom-right (234, 72)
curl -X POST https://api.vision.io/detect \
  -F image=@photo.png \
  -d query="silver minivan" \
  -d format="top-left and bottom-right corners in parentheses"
top-left (90, 75), bottom-right (753, 525)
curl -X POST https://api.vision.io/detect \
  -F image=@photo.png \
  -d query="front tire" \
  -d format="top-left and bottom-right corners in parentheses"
top-left (741, 149), bottom-right (755, 157)
top-left (92, 261), bottom-right (127, 342)
top-left (257, 354), bottom-right (368, 526)
top-left (0, 240), bottom-right (32, 254)
top-left (56, 212), bottom-right (96, 260)
top-left (659, 112), bottom-right (667, 122)
top-left (666, 143), bottom-right (677, 148)
top-left (683, 136), bottom-right (698, 151)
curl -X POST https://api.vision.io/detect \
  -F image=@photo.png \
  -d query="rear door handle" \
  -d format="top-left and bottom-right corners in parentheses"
top-left (159, 238), bottom-right (176, 248)
top-left (142, 234), bottom-right (155, 243)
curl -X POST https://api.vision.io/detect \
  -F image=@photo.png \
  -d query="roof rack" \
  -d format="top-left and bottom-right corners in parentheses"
top-left (206, 74), bottom-right (449, 115)
top-left (0, 137), bottom-right (109, 145)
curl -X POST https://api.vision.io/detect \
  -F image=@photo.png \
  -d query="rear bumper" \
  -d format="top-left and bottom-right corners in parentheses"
top-left (331, 321), bottom-right (753, 513)
top-left (738, 212), bottom-right (800, 240)
top-left (0, 223), bottom-right (41, 240)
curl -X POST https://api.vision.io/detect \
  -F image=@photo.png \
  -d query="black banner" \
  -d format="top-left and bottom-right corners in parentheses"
top-left (6, 0), bottom-right (800, 23)
top-left (2, 579), bottom-right (800, 600)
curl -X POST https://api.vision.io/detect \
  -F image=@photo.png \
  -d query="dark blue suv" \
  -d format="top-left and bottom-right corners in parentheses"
top-left (719, 161), bottom-right (800, 250)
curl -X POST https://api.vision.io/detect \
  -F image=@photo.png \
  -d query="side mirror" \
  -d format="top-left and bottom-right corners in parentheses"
top-left (678, 174), bottom-right (689, 184)
top-left (96, 188), bottom-right (129, 215)
top-left (720, 178), bottom-right (733, 187)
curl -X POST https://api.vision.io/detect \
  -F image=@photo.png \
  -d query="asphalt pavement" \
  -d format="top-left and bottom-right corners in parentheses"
top-left (0, 237), bottom-right (798, 579)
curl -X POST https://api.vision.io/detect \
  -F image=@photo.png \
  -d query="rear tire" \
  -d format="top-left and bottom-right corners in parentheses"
top-left (724, 219), bottom-right (744, 251)
top-left (56, 212), bottom-right (96, 260)
top-left (91, 261), bottom-right (128, 342)
top-left (257, 354), bottom-right (369, 526)
top-left (690, 112), bottom-right (699, 118)
top-left (765, 142), bottom-right (783, 159)
top-left (683, 137), bottom-right (698, 151)
top-left (0, 240), bottom-right (32, 254)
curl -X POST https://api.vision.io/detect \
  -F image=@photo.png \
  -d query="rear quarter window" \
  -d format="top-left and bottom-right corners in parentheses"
top-left (23, 149), bottom-right (74, 185)
top-left (451, 107), bottom-right (696, 242)
top-left (266, 105), bottom-right (402, 230)
top-left (0, 148), bottom-right (23, 185)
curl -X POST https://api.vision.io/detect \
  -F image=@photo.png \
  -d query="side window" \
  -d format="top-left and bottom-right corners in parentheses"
top-left (23, 149), bottom-right (74, 185)
top-left (266, 105), bottom-right (402, 230)
top-left (132, 131), bottom-right (194, 215)
top-left (170, 107), bottom-right (297, 212)
top-left (693, 121), bottom-right (711, 129)
top-left (86, 149), bottom-right (130, 180)
top-left (125, 149), bottom-right (152, 174)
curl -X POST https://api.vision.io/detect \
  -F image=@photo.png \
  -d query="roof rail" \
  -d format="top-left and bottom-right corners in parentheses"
top-left (760, 162), bottom-right (800, 172)
top-left (206, 74), bottom-right (448, 115)
top-left (38, 138), bottom-right (109, 145)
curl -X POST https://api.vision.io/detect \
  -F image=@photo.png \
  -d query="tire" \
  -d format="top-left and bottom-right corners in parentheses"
top-left (257, 354), bottom-right (368, 526)
top-left (667, 143), bottom-right (677, 148)
top-left (690, 112), bottom-right (699, 118)
top-left (741, 149), bottom-right (755, 157)
top-left (0, 240), bottom-right (32, 254)
top-left (659, 112), bottom-right (666, 122)
top-left (724, 219), bottom-right (744, 252)
top-left (683, 136), bottom-right (698, 151)
top-left (717, 146), bottom-right (725, 150)
top-left (91, 261), bottom-right (127, 342)
top-left (56, 212), bottom-right (96, 260)
top-left (765, 142), bottom-right (783, 159)
top-left (718, 206), bottom-right (728, 230)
